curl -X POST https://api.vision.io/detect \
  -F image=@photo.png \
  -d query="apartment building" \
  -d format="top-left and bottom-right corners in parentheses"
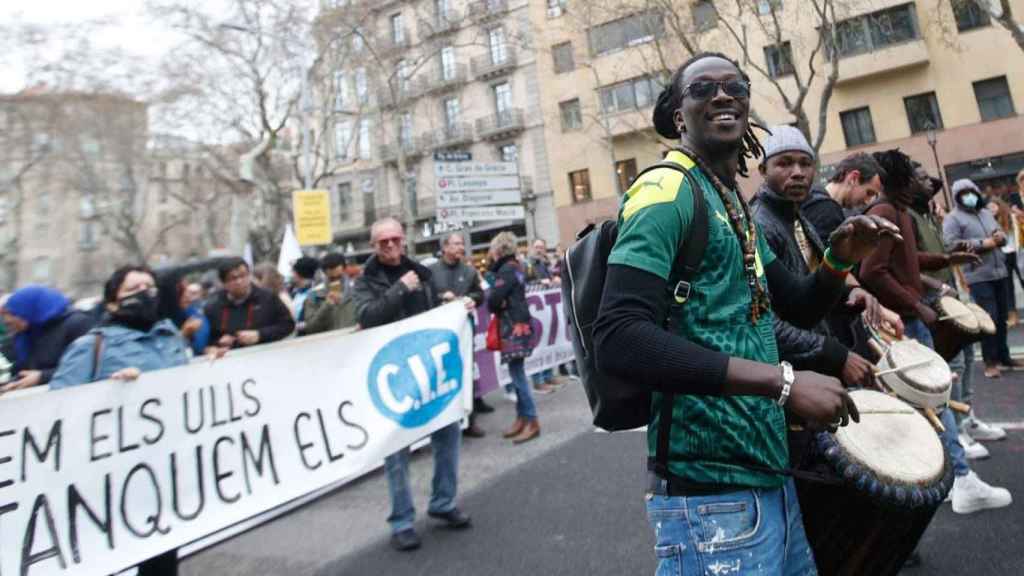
top-left (531, 0), bottom-right (1024, 246)
top-left (314, 0), bottom-right (558, 260)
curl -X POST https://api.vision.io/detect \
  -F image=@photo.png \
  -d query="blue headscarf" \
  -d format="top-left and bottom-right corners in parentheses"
top-left (4, 285), bottom-right (71, 366)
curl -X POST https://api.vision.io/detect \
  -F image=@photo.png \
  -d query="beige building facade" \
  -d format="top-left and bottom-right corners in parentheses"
top-left (530, 0), bottom-right (1024, 246)
top-left (314, 0), bottom-right (559, 261)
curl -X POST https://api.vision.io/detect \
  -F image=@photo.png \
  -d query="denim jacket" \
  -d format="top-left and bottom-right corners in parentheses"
top-left (49, 319), bottom-right (189, 389)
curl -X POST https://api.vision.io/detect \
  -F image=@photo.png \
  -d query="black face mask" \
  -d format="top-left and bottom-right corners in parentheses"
top-left (112, 289), bottom-right (160, 331)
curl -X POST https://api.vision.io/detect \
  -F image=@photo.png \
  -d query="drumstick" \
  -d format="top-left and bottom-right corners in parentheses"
top-left (923, 407), bottom-right (945, 433)
top-left (873, 358), bottom-right (934, 376)
top-left (949, 400), bottom-right (972, 414)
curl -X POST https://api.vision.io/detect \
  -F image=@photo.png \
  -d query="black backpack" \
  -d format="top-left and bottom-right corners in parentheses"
top-left (561, 161), bottom-right (708, 431)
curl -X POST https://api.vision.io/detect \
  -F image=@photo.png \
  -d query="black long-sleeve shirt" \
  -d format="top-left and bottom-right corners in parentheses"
top-left (593, 260), bottom-right (844, 396)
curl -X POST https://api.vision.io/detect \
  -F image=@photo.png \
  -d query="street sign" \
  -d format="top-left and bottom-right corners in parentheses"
top-left (434, 161), bottom-right (518, 177)
top-left (438, 189), bottom-right (522, 208)
top-left (437, 205), bottom-right (525, 223)
top-left (435, 175), bottom-right (520, 192)
top-left (434, 150), bottom-right (472, 162)
top-left (292, 189), bottom-right (333, 246)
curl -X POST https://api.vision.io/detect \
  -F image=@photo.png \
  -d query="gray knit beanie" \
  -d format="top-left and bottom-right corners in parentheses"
top-left (761, 125), bottom-right (814, 162)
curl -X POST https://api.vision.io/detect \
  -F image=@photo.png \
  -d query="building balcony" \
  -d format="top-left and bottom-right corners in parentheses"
top-left (467, 0), bottom-right (509, 22)
top-left (471, 50), bottom-right (517, 80)
top-left (418, 10), bottom-right (462, 39)
top-left (476, 108), bottom-right (525, 140)
top-left (379, 136), bottom-right (427, 164)
top-left (415, 64), bottom-right (470, 95)
top-left (377, 31), bottom-right (411, 56)
top-left (835, 39), bottom-right (930, 86)
top-left (378, 81), bottom-right (421, 109)
top-left (432, 122), bottom-right (474, 149)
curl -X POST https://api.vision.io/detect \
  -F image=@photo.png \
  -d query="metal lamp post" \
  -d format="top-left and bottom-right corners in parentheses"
top-left (924, 123), bottom-right (951, 209)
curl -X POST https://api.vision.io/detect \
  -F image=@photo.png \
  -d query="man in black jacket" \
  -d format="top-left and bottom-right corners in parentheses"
top-left (751, 126), bottom-right (878, 390)
top-left (203, 258), bottom-right (296, 354)
top-left (352, 217), bottom-right (471, 552)
top-left (428, 232), bottom-right (490, 434)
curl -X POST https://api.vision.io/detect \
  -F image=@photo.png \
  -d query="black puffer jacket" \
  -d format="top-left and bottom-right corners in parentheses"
top-left (352, 256), bottom-right (437, 329)
top-left (486, 255), bottom-right (533, 363)
top-left (752, 186), bottom-right (849, 376)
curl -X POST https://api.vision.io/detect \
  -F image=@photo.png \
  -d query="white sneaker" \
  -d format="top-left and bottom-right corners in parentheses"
top-left (951, 471), bottom-right (1012, 514)
top-left (958, 433), bottom-right (990, 460)
top-left (963, 416), bottom-right (1007, 442)
top-left (503, 389), bottom-right (517, 403)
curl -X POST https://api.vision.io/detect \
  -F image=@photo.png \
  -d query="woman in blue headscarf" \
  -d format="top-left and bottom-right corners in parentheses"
top-left (0, 285), bottom-right (94, 393)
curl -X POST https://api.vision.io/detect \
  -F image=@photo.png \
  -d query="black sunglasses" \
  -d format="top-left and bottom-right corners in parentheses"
top-left (681, 79), bottom-right (751, 101)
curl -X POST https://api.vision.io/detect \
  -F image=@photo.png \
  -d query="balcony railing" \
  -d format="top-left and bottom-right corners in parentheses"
top-left (476, 108), bottom-right (525, 140)
top-left (467, 0), bottom-right (509, 22)
top-left (377, 30), bottom-right (411, 55)
top-left (432, 122), bottom-right (474, 149)
top-left (418, 10), bottom-right (462, 39)
top-left (379, 80), bottom-right (421, 109)
top-left (379, 136), bottom-right (428, 164)
top-left (471, 49), bottom-right (517, 79)
top-left (416, 63), bottom-right (470, 95)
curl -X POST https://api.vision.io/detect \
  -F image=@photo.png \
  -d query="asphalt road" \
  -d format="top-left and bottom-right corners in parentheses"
top-left (184, 350), bottom-right (1024, 576)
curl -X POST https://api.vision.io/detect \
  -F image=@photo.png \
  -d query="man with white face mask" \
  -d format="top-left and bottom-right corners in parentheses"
top-left (944, 179), bottom-right (1023, 378)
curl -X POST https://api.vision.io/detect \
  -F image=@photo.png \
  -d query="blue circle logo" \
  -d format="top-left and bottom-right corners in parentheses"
top-left (367, 329), bottom-right (464, 428)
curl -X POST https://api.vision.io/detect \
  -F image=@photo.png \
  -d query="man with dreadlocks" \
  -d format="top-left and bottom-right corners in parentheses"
top-left (859, 149), bottom-right (1011, 516)
top-left (593, 52), bottom-right (900, 574)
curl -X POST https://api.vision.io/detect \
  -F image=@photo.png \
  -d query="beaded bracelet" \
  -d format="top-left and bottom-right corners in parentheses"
top-left (822, 248), bottom-right (854, 278)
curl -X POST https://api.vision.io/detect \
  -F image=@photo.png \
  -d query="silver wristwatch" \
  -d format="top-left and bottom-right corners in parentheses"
top-left (776, 361), bottom-right (794, 407)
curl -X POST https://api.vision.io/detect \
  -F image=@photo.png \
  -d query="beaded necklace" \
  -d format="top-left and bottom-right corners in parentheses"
top-left (676, 145), bottom-right (771, 324)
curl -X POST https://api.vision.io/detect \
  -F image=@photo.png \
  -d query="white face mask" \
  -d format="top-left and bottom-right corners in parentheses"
top-left (962, 193), bottom-right (979, 209)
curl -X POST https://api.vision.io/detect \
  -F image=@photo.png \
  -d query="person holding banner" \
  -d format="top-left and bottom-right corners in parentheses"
top-left (49, 264), bottom-right (190, 574)
top-left (487, 231), bottom-right (541, 445)
top-left (204, 258), bottom-right (296, 354)
top-left (353, 217), bottom-right (471, 552)
top-left (303, 252), bottom-right (358, 335)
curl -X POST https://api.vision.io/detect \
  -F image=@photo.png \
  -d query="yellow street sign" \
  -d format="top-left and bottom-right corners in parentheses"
top-left (292, 189), bottom-right (333, 246)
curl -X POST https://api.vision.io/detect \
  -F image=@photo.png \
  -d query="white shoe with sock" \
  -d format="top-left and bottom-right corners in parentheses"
top-left (958, 433), bottom-right (990, 460)
top-left (962, 415), bottom-right (1007, 442)
top-left (951, 471), bottom-right (1012, 514)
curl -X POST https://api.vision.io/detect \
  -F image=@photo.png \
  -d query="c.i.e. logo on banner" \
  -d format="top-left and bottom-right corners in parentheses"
top-left (368, 329), bottom-right (464, 427)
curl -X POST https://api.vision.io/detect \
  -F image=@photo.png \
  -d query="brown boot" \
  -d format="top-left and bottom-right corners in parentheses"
top-left (512, 419), bottom-right (540, 444)
top-left (503, 417), bottom-right (526, 438)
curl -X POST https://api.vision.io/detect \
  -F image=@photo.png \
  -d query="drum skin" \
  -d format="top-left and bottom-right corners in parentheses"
top-left (876, 340), bottom-right (952, 410)
top-left (931, 296), bottom-right (981, 361)
top-left (967, 302), bottom-right (996, 335)
top-left (795, 391), bottom-right (951, 576)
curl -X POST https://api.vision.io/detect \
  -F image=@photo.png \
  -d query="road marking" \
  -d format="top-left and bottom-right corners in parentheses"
top-left (989, 421), bottom-right (1024, 431)
top-left (593, 426), bottom-right (647, 433)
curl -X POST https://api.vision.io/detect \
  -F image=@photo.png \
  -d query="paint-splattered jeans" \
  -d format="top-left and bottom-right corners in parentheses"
top-left (645, 478), bottom-right (817, 576)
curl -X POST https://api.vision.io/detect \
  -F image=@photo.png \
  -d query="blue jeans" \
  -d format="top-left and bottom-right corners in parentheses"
top-left (384, 421), bottom-right (461, 534)
top-left (970, 280), bottom-right (1012, 365)
top-left (948, 345), bottom-right (975, 426)
top-left (508, 358), bottom-right (537, 420)
top-left (531, 368), bottom-right (554, 386)
top-left (903, 318), bottom-right (970, 478)
top-left (645, 478), bottom-right (817, 576)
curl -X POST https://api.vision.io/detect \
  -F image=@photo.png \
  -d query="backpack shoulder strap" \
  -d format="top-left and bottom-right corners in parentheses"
top-left (90, 332), bottom-right (105, 382)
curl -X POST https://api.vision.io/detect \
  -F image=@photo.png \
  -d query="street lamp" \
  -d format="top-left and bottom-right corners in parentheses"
top-left (924, 122), bottom-right (952, 209)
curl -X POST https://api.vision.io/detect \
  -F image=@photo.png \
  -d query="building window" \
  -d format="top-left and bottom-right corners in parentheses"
top-left (598, 75), bottom-right (660, 114)
top-left (757, 0), bottom-right (783, 14)
top-left (493, 82), bottom-right (512, 117)
top-left (352, 28), bottom-right (365, 52)
top-left (32, 256), bottom-right (51, 283)
top-left (569, 169), bottom-right (592, 203)
top-left (499, 143), bottom-right (518, 163)
top-left (358, 119), bottom-right (372, 159)
top-left (764, 42), bottom-right (795, 78)
top-left (79, 220), bottom-right (98, 250)
top-left (435, 0), bottom-right (451, 21)
top-left (552, 42), bottom-right (575, 74)
top-left (904, 92), bottom-right (944, 134)
top-left (335, 120), bottom-right (352, 159)
top-left (616, 158), bottom-right (638, 195)
top-left (444, 97), bottom-right (461, 132)
top-left (693, 1), bottom-right (718, 31)
top-left (440, 46), bottom-right (457, 80)
top-left (397, 59), bottom-right (411, 94)
top-left (547, 0), bottom-right (567, 18)
top-left (829, 3), bottom-right (919, 60)
top-left (399, 112), bottom-right (413, 147)
top-left (337, 182), bottom-right (352, 222)
top-left (954, 1), bottom-right (990, 32)
top-left (355, 68), bottom-right (368, 105)
top-left (588, 10), bottom-right (664, 56)
top-left (405, 175), bottom-right (418, 218)
top-left (391, 13), bottom-right (405, 43)
top-left (80, 193), bottom-right (96, 218)
top-left (488, 27), bottom-right (508, 65)
top-left (973, 76), bottom-right (1015, 121)
top-left (840, 107), bottom-right (876, 147)
top-left (363, 186), bottom-right (376, 227)
top-left (560, 99), bottom-right (583, 131)
top-left (36, 190), bottom-right (50, 216)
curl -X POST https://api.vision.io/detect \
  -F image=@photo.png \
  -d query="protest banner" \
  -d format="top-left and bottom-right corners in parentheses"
top-left (0, 304), bottom-right (473, 576)
top-left (471, 286), bottom-right (574, 397)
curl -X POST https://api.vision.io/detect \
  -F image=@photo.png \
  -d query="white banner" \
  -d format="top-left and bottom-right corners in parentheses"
top-left (0, 304), bottom-right (474, 576)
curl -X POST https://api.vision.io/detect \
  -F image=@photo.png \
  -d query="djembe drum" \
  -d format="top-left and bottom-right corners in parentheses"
top-left (967, 302), bottom-right (996, 336)
top-left (797, 390), bottom-right (952, 576)
top-left (931, 296), bottom-right (981, 361)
